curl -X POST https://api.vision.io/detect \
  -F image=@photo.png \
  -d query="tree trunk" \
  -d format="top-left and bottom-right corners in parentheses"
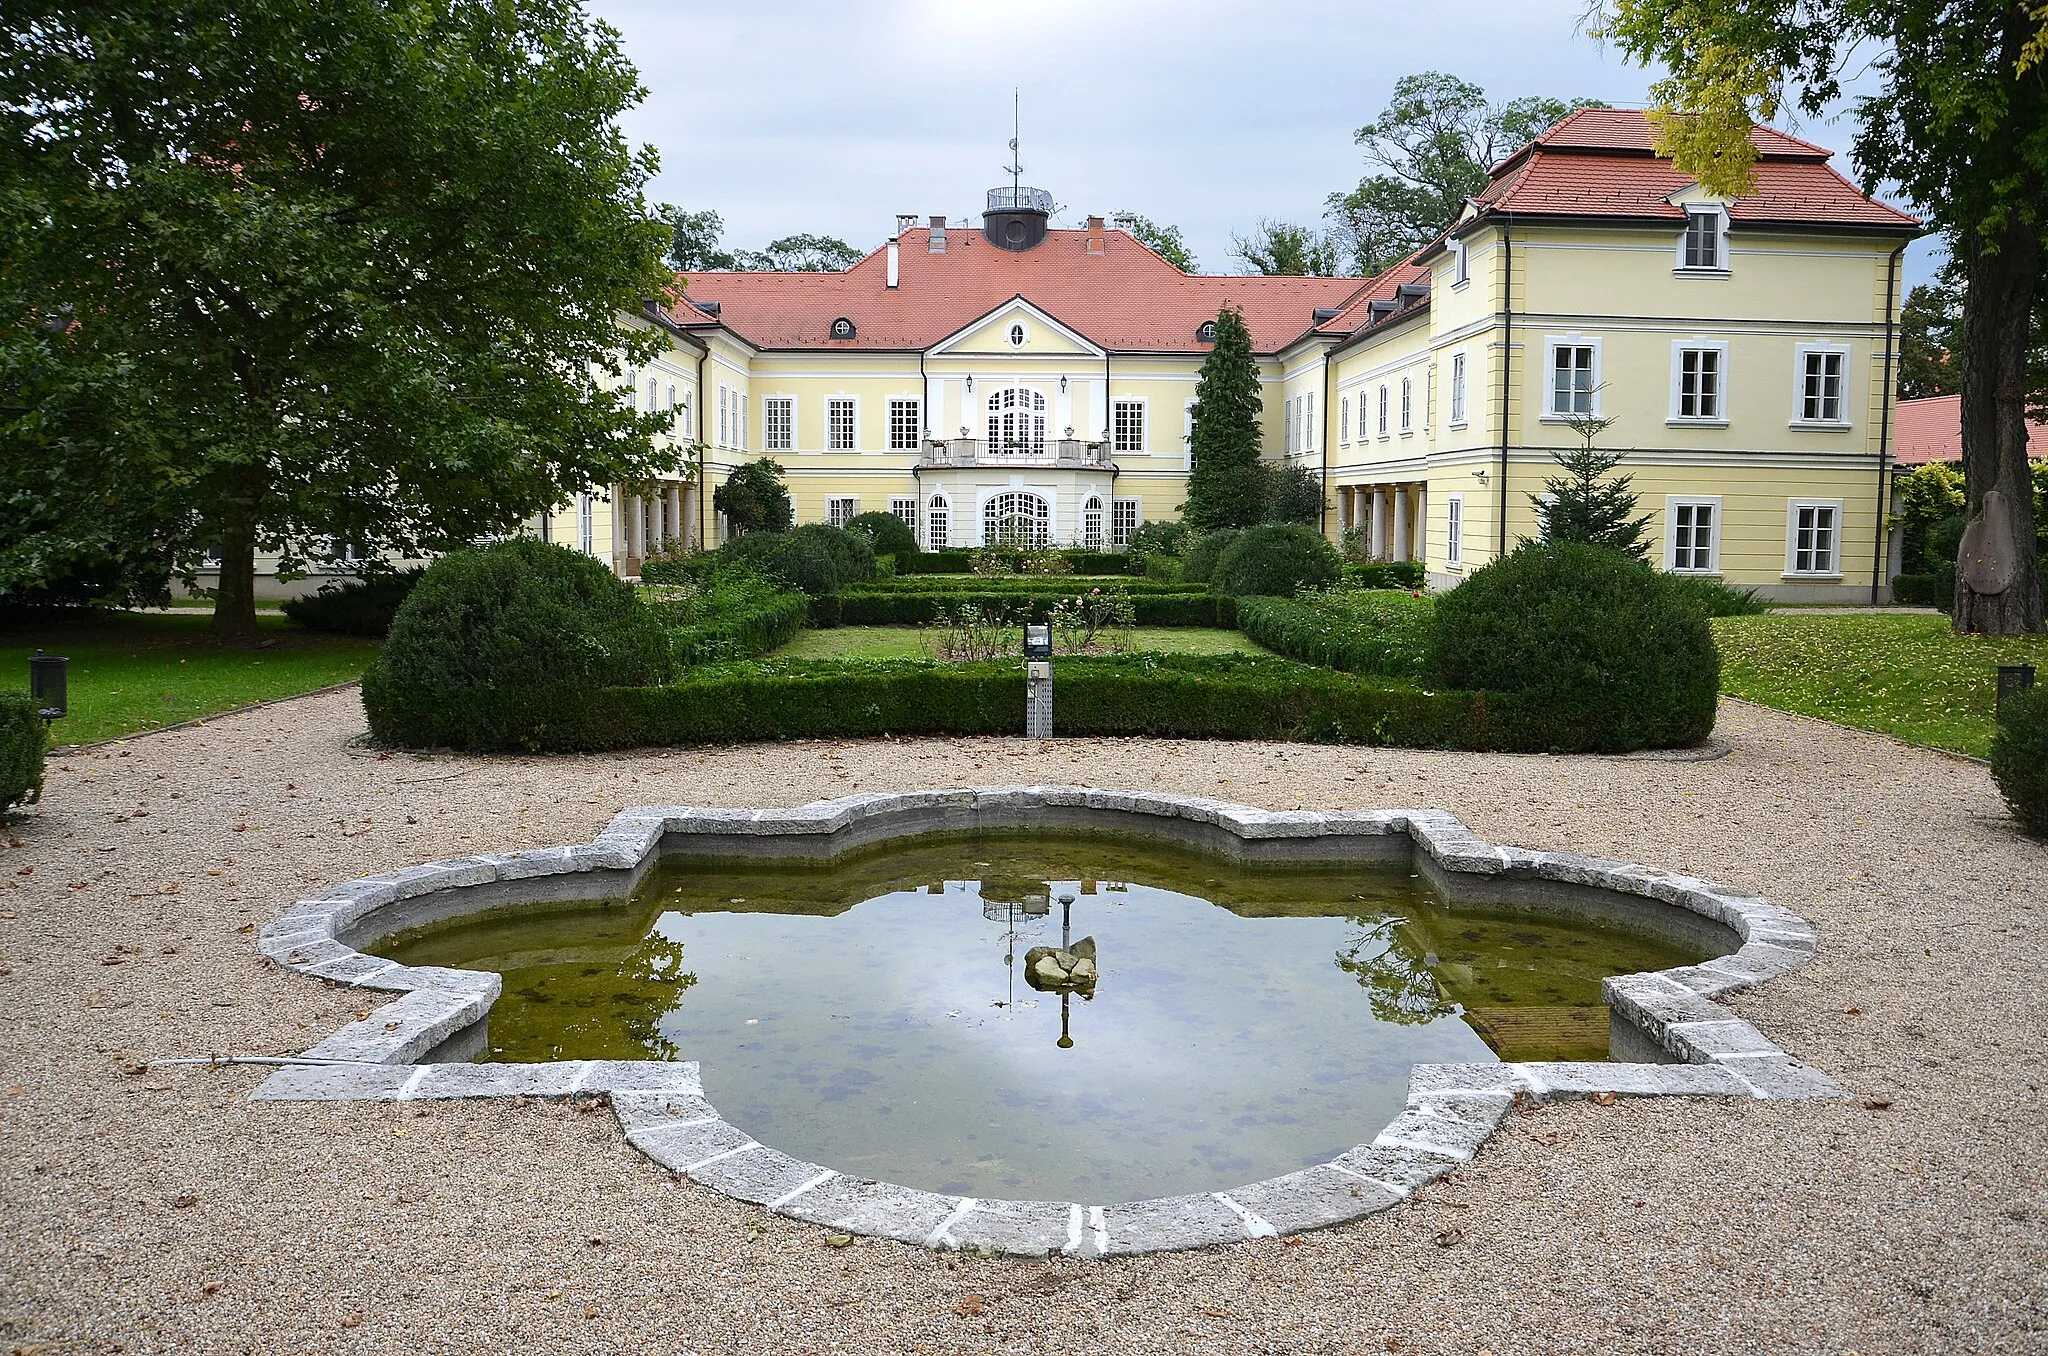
top-left (1954, 207), bottom-right (2046, 635)
top-left (210, 515), bottom-right (260, 642)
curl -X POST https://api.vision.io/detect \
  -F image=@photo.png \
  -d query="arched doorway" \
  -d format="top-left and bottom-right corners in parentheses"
top-left (983, 491), bottom-right (1050, 548)
top-left (986, 387), bottom-right (1047, 458)
top-left (1081, 495), bottom-right (1104, 548)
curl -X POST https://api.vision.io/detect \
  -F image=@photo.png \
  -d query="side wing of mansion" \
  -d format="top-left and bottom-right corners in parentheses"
top-left (551, 108), bottom-right (1921, 602)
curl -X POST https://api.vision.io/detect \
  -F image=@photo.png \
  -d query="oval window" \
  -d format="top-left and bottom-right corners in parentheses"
top-left (1008, 323), bottom-right (1026, 347)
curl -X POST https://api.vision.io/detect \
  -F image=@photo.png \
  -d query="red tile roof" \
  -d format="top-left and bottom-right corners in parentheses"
top-left (670, 227), bottom-right (1370, 355)
top-left (1893, 394), bottom-right (2047, 465)
top-left (1466, 108), bottom-right (1919, 233)
top-left (1317, 255), bottom-right (1433, 340)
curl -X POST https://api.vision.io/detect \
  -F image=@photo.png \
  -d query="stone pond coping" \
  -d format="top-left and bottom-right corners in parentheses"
top-left (249, 786), bottom-right (1842, 1257)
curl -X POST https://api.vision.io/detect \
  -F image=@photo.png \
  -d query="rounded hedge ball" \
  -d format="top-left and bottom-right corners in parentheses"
top-left (1181, 528), bottom-right (1241, 585)
top-left (1991, 684), bottom-right (2048, 838)
top-left (1208, 524), bottom-right (1343, 598)
top-left (362, 539), bottom-right (674, 751)
top-left (845, 510), bottom-right (917, 557)
top-left (1426, 542), bottom-right (1719, 753)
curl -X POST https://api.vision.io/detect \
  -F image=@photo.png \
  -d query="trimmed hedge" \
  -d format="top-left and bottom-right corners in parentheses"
top-left (1427, 542), bottom-right (1718, 753)
top-left (1183, 530), bottom-right (1241, 585)
top-left (363, 540), bottom-right (674, 751)
top-left (1891, 567), bottom-right (1954, 612)
top-left (1991, 684), bottom-right (2048, 837)
top-left (811, 590), bottom-right (1237, 628)
top-left (1660, 574), bottom-right (1768, 618)
top-left (893, 551), bottom-right (976, 574)
top-left (1063, 551), bottom-right (1144, 576)
top-left (1341, 560), bottom-right (1425, 590)
top-left (892, 549), bottom-right (1141, 577)
top-left (1236, 593), bottom-right (1433, 678)
top-left (1, 691), bottom-right (46, 818)
top-left (669, 591), bottom-right (808, 665)
top-left (476, 654), bottom-right (1522, 752)
top-left (1210, 524), bottom-right (1343, 599)
top-left (280, 568), bottom-right (425, 636)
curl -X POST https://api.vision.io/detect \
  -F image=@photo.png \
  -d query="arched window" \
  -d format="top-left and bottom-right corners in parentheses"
top-left (986, 387), bottom-right (1047, 457)
top-left (1196, 320), bottom-right (1217, 344)
top-left (926, 494), bottom-right (951, 550)
top-left (1081, 495), bottom-right (1104, 548)
top-left (983, 491), bottom-right (1050, 548)
top-left (829, 317), bottom-right (856, 340)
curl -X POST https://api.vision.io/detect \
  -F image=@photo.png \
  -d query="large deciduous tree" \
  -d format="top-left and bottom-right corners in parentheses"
top-left (1183, 307), bottom-right (1268, 530)
top-left (1597, 0), bottom-right (2047, 634)
top-left (1, 0), bottom-right (680, 638)
top-left (1230, 220), bottom-right (1341, 277)
top-left (1113, 212), bottom-right (1199, 272)
top-left (1326, 73), bottom-right (1606, 276)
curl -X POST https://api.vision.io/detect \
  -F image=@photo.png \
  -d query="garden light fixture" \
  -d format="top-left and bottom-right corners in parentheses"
top-left (1996, 664), bottom-right (2035, 718)
top-left (29, 649), bottom-right (68, 723)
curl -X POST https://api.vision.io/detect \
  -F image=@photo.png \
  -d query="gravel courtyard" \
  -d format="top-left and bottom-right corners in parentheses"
top-left (1, 689), bottom-right (2042, 1355)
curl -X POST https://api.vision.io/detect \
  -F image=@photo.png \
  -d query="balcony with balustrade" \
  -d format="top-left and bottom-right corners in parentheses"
top-left (918, 437), bottom-right (1113, 469)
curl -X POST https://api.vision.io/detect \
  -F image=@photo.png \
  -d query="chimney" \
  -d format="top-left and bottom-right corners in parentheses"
top-left (929, 215), bottom-right (947, 254)
top-left (1086, 215), bottom-right (1105, 255)
top-left (886, 234), bottom-right (899, 288)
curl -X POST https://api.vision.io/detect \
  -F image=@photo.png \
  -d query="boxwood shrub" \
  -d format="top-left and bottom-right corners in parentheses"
top-left (1427, 542), bottom-right (1718, 753)
top-left (497, 654), bottom-right (1519, 752)
top-left (362, 540), bottom-right (674, 751)
top-left (810, 590), bottom-right (1236, 628)
top-left (1992, 684), bottom-right (2048, 837)
top-left (1182, 529), bottom-right (1241, 585)
top-left (1340, 560), bottom-right (1425, 591)
top-left (280, 568), bottom-right (425, 636)
top-left (850, 576), bottom-right (1205, 596)
top-left (1210, 524), bottom-right (1344, 599)
top-left (1236, 592), bottom-right (1433, 678)
top-left (0, 691), bottom-right (46, 819)
top-left (894, 551), bottom-right (976, 575)
top-left (846, 511), bottom-right (917, 557)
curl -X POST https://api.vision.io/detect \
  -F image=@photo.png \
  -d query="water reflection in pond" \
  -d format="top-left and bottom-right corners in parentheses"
top-left (379, 831), bottom-right (1707, 1200)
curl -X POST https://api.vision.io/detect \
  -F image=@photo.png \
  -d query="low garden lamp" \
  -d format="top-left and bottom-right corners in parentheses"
top-left (29, 650), bottom-right (68, 724)
top-left (1997, 664), bottom-right (2036, 719)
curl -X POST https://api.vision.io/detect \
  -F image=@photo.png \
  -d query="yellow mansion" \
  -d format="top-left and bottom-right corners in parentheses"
top-left (546, 109), bottom-right (1921, 603)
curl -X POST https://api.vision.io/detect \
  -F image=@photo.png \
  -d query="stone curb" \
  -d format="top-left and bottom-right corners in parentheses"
top-left (250, 785), bottom-right (1842, 1256)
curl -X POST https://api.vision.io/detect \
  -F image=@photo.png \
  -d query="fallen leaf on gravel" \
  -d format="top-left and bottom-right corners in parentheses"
top-left (15, 866), bottom-right (30, 876)
top-left (340, 1309), bottom-right (364, 1328)
top-left (824, 1234), bottom-right (853, 1248)
top-left (1202, 1307), bottom-right (1231, 1318)
top-left (202, 1282), bottom-right (220, 1295)
top-left (586, 1234), bottom-right (606, 1247)
top-left (1845, 1006), bottom-right (1862, 1015)
top-left (1283, 1237), bottom-right (1304, 1247)
top-left (1433, 1227), bottom-right (1465, 1247)
top-left (120, 1062), bottom-right (147, 1075)
top-left (582, 1305), bottom-right (598, 1319)
top-left (955, 1294), bottom-right (985, 1317)
top-left (4, 1086), bottom-right (23, 1096)
top-left (170, 1193), bottom-right (197, 1208)
top-left (1589, 1091), bottom-right (1618, 1107)
top-left (1863, 1099), bottom-right (1894, 1111)
top-left (1386, 1340), bottom-right (1403, 1351)
top-left (235, 924), bottom-right (253, 933)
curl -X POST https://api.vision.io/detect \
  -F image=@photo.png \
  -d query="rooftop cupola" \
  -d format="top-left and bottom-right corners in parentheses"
top-left (983, 186), bottom-right (1052, 252)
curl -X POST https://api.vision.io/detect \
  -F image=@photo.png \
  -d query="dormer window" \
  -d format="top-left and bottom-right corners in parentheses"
top-left (1008, 322), bottom-right (1026, 347)
top-left (830, 317), bottom-right (856, 340)
top-left (1452, 239), bottom-right (1469, 286)
top-left (1680, 207), bottom-right (1727, 273)
top-left (1196, 320), bottom-right (1217, 344)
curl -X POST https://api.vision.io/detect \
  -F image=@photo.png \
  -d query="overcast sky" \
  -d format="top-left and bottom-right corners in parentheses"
top-left (590, 0), bottom-right (1940, 286)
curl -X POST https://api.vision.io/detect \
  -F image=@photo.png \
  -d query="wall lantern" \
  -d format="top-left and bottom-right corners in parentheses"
top-left (1059, 374), bottom-right (1068, 394)
top-left (29, 649), bottom-right (68, 722)
top-left (965, 374), bottom-right (974, 393)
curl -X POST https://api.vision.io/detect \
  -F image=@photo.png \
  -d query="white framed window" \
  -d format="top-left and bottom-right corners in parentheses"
top-left (1452, 239), bottom-right (1469, 287)
top-left (625, 367), bottom-right (638, 407)
top-left (1666, 496), bottom-right (1721, 574)
top-left (987, 386), bottom-right (1046, 456)
top-left (827, 495), bottom-right (858, 529)
top-left (1546, 338), bottom-right (1599, 418)
top-left (1786, 499), bottom-right (1843, 576)
top-left (1794, 345), bottom-right (1850, 427)
top-left (646, 376), bottom-right (659, 412)
top-left (1377, 384), bottom-right (1389, 437)
top-left (1081, 495), bottom-right (1105, 547)
top-left (1399, 377), bottom-right (1412, 433)
top-left (1283, 398), bottom-right (1295, 454)
top-left (1304, 392), bottom-right (1314, 453)
top-left (717, 386), bottom-right (728, 446)
top-left (1111, 497), bottom-right (1139, 547)
top-left (888, 495), bottom-right (917, 531)
top-left (1008, 321), bottom-right (1027, 347)
top-left (1445, 493), bottom-right (1464, 570)
top-left (762, 395), bottom-right (794, 451)
top-left (1356, 393), bottom-right (1369, 442)
top-left (1678, 206), bottom-right (1727, 273)
top-left (1113, 399), bottom-right (1147, 455)
top-left (888, 397), bottom-right (921, 451)
top-left (1671, 342), bottom-right (1729, 424)
top-left (578, 493), bottom-right (594, 555)
top-left (926, 494), bottom-right (950, 549)
top-left (1339, 395), bottom-right (1351, 445)
top-left (1182, 397), bottom-right (1196, 469)
top-left (827, 396), bottom-right (857, 451)
top-left (1450, 352), bottom-right (1468, 427)
top-left (680, 393), bottom-right (692, 438)
top-left (983, 490), bottom-right (1050, 548)
top-left (666, 381), bottom-right (677, 413)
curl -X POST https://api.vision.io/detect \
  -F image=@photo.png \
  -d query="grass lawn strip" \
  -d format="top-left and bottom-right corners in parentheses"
top-left (774, 626), bottom-right (1269, 661)
top-left (1711, 613), bottom-right (2048, 758)
top-left (0, 612), bottom-right (380, 745)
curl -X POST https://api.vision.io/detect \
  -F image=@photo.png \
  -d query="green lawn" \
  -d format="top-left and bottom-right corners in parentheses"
top-left (1712, 613), bottom-right (2048, 758)
top-left (774, 626), bottom-right (1269, 661)
top-left (0, 612), bottom-right (380, 746)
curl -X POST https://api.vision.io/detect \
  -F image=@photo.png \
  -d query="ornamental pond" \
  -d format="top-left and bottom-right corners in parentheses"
top-left (377, 829), bottom-right (1708, 1202)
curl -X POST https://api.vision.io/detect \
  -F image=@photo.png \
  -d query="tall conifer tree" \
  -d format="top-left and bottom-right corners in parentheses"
top-left (1183, 307), bottom-right (1267, 530)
